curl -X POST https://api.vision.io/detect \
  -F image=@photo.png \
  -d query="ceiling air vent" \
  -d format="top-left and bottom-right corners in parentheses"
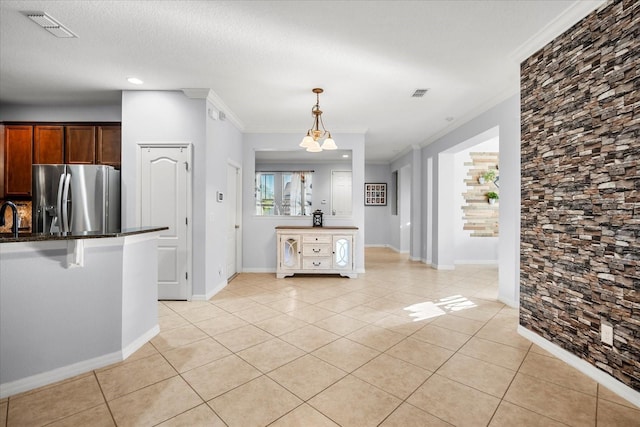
top-left (411, 89), bottom-right (429, 98)
top-left (23, 12), bottom-right (77, 38)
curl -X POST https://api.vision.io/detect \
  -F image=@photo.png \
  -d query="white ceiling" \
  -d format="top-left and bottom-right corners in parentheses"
top-left (0, 1), bottom-right (603, 162)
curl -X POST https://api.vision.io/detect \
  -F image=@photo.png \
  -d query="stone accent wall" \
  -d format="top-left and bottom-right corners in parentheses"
top-left (462, 152), bottom-right (499, 237)
top-left (520, 0), bottom-right (639, 391)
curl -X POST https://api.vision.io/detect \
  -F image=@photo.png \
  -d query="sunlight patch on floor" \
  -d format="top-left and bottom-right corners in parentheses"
top-left (404, 295), bottom-right (477, 321)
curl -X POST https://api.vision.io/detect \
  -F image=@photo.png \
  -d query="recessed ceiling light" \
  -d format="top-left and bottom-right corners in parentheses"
top-left (342, 154), bottom-right (349, 158)
top-left (127, 77), bottom-right (144, 85)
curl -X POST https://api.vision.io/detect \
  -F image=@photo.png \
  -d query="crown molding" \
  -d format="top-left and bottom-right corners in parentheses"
top-left (509, 0), bottom-right (606, 63)
top-left (181, 88), bottom-right (245, 131)
top-left (418, 85), bottom-right (518, 150)
top-left (389, 145), bottom-right (415, 164)
top-left (181, 88), bottom-right (210, 99)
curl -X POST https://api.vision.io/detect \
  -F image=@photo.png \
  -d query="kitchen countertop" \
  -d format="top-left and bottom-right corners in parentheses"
top-left (1, 225), bottom-right (161, 397)
top-left (0, 226), bottom-right (168, 243)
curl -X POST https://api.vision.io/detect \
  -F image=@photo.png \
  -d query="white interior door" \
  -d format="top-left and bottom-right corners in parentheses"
top-left (331, 170), bottom-right (352, 216)
top-left (226, 163), bottom-right (240, 280)
top-left (140, 145), bottom-right (191, 300)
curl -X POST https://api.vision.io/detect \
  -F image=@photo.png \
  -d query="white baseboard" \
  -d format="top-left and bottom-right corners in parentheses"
top-left (0, 326), bottom-right (160, 399)
top-left (364, 244), bottom-right (388, 248)
top-left (454, 260), bottom-right (499, 265)
top-left (241, 268), bottom-right (276, 273)
top-left (432, 263), bottom-right (455, 270)
top-left (497, 287), bottom-right (518, 308)
top-left (192, 280), bottom-right (228, 301)
top-left (387, 245), bottom-right (401, 253)
top-left (518, 326), bottom-right (640, 408)
top-left (409, 256), bottom-right (421, 261)
top-left (122, 325), bottom-right (159, 359)
top-left (0, 352), bottom-right (120, 399)
top-left (497, 295), bottom-right (518, 308)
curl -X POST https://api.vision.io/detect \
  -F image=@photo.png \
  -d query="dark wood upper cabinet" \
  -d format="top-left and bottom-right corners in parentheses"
top-left (97, 126), bottom-right (121, 167)
top-left (65, 126), bottom-right (96, 164)
top-left (2, 123), bottom-right (120, 198)
top-left (34, 125), bottom-right (64, 164)
top-left (4, 125), bottom-right (33, 197)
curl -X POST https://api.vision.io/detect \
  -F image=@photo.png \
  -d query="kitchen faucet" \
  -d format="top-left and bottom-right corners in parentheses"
top-left (0, 201), bottom-right (19, 238)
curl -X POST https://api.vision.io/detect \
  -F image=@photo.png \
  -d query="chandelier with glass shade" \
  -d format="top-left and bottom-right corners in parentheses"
top-left (299, 88), bottom-right (337, 152)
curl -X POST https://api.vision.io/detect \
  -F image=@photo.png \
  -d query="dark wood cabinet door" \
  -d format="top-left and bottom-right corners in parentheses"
top-left (4, 125), bottom-right (33, 197)
top-left (34, 125), bottom-right (64, 164)
top-left (65, 126), bottom-right (95, 164)
top-left (96, 126), bottom-right (121, 167)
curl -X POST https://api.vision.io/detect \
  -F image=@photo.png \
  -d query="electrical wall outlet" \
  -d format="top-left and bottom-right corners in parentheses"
top-left (601, 323), bottom-right (613, 346)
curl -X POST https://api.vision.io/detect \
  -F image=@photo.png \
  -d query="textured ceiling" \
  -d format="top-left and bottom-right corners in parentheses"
top-left (0, 1), bottom-right (603, 162)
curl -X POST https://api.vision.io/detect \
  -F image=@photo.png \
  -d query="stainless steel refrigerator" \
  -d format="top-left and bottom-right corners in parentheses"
top-left (32, 164), bottom-right (120, 234)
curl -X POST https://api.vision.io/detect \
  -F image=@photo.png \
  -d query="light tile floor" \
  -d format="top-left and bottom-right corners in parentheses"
top-left (2, 248), bottom-right (639, 426)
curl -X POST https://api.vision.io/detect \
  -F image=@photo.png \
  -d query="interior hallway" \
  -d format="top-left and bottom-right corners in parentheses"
top-left (2, 248), bottom-right (638, 426)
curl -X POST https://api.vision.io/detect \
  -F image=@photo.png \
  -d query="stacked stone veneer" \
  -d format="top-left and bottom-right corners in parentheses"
top-left (520, 0), bottom-right (639, 391)
top-left (462, 152), bottom-right (499, 237)
top-left (0, 200), bottom-right (31, 233)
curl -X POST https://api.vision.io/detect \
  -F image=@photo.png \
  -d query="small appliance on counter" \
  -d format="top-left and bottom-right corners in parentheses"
top-left (32, 164), bottom-right (120, 234)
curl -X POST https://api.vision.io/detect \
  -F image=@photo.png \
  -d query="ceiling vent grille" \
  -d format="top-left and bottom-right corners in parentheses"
top-left (23, 12), bottom-right (77, 38)
top-left (411, 89), bottom-right (429, 98)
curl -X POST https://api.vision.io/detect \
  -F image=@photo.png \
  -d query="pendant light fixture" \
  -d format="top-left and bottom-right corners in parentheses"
top-left (299, 88), bottom-right (337, 152)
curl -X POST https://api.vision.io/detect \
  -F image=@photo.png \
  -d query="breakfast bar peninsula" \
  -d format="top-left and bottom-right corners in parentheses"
top-left (0, 227), bottom-right (166, 398)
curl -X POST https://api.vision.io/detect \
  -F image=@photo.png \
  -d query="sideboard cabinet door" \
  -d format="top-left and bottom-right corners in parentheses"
top-left (333, 235), bottom-right (353, 270)
top-left (279, 234), bottom-right (301, 274)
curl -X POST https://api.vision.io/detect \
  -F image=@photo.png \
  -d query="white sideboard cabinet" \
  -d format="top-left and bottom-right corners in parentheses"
top-left (276, 226), bottom-right (358, 278)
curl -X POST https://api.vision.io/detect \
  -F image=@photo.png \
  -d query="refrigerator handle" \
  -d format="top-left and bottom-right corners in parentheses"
top-left (62, 173), bottom-right (72, 232)
top-left (55, 173), bottom-right (66, 232)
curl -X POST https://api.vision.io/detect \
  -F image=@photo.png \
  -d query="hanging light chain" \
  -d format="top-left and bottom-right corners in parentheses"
top-left (300, 88), bottom-right (337, 151)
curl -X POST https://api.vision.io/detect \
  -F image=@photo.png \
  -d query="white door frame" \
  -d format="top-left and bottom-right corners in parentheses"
top-left (136, 142), bottom-right (193, 300)
top-left (227, 159), bottom-right (242, 276)
top-left (399, 164), bottom-right (411, 254)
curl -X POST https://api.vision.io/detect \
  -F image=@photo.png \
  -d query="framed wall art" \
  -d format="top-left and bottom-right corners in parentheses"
top-left (364, 183), bottom-right (387, 206)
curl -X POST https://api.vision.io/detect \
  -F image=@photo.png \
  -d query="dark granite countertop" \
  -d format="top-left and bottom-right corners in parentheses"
top-left (0, 226), bottom-right (168, 243)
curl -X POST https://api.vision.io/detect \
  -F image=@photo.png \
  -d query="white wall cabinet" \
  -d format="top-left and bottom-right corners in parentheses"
top-left (276, 226), bottom-right (357, 278)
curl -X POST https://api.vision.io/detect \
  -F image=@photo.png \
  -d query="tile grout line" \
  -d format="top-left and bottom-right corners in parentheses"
top-left (595, 383), bottom-right (600, 427)
top-left (91, 370), bottom-right (119, 427)
top-left (486, 339), bottom-right (584, 427)
top-left (160, 309), bottom-right (264, 426)
top-left (484, 332), bottom-right (534, 427)
top-left (120, 260), bottom-right (623, 425)
top-left (376, 299), bottom-right (506, 426)
top-left (199, 280), bottom-right (425, 425)
top-left (168, 296), bottom-right (366, 426)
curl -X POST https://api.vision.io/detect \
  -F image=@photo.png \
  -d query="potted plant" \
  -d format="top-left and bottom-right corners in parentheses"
top-left (479, 169), bottom-right (496, 184)
top-left (487, 191), bottom-right (499, 204)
